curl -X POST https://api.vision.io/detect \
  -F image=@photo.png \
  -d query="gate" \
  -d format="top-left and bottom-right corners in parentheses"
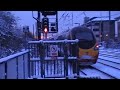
top-left (28, 39), bottom-right (79, 79)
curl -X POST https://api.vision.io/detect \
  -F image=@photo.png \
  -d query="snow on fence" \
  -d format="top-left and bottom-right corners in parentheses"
top-left (0, 50), bottom-right (29, 79)
top-left (28, 39), bottom-right (80, 78)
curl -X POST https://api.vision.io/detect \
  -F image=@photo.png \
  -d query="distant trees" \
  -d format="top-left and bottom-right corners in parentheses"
top-left (0, 11), bottom-right (34, 58)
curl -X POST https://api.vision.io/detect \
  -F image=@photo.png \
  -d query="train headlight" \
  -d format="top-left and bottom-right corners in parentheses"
top-left (94, 44), bottom-right (99, 50)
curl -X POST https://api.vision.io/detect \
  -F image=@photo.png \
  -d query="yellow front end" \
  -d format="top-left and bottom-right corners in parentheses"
top-left (78, 46), bottom-right (99, 65)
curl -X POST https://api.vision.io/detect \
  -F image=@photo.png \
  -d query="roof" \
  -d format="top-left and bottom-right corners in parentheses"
top-left (91, 19), bottom-right (116, 22)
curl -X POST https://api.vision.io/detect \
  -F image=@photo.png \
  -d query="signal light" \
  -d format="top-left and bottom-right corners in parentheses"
top-left (42, 17), bottom-right (49, 33)
top-left (44, 27), bottom-right (48, 33)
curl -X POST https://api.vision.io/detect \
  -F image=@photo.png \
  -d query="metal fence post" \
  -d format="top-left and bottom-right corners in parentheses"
top-left (64, 41), bottom-right (68, 79)
top-left (23, 54), bottom-right (25, 79)
top-left (76, 42), bottom-right (80, 79)
top-left (5, 62), bottom-right (7, 79)
top-left (28, 44), bottom-right (31, 78)
top-left (40, 42), bottom-right (45, 78)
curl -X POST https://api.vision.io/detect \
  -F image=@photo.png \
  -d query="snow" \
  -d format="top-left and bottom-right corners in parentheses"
top-left (30, 57), bottom-right (77, 61)
top-left (28, 39), bottom-right (79, 44)
top-left (98, 56), bottom-right (120, 64)
top-left (98, 59), bottom-right (120, 69)
top-left (81, 68), bottom-right (112, 79)
top-left (28, 47), bottom-right (120, 79)
top-left (0, 50), bottom-right (29, 63)
top-left (92, 63), bottom-right (120, 79)
top-left (1, 43), bottom-right (120, 79)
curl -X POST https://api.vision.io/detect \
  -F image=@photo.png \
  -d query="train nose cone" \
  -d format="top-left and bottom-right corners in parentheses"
top-left (85, 52), bottom-right (88, 55)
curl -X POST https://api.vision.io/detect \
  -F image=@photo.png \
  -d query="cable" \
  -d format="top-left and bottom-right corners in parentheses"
top-left (83, 11), bottom-right (87, 17)
top-left (59, 11), bottom-right (67, 21)
top-left (98, 12), bottom-right (120, 18)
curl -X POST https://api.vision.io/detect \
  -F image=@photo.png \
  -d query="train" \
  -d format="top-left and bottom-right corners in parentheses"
top-left (53, 26), bottom-right (99, 65)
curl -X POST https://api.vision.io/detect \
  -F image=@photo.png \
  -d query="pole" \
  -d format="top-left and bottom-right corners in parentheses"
top-left (37, 11), bottom-right (41, 40)
top-left (72, 12), bottom-right (73, 26)
top-left (33, 24), bottom-right (34, 39)
top-left (45, 33), bottom-right (47, 39)
top-left (100, 11), bottom-right (102, 42)
top-left (56, 11), bottom-right (58, 32)
top-left (106, 11), bottom-right (111, 48)
top-left (109, 11), bottom-right (111, 41)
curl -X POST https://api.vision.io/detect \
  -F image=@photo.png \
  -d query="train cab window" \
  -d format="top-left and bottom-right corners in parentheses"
top-left (75, 31), bottom-right (96, 49)
top-left (75, 32), bottom-right (94, 41)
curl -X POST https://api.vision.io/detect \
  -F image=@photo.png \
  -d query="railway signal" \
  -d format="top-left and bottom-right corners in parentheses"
top-left (44, 27), bottom-right (48, 33)
top-left (42, 17), bottom-right (49, 33)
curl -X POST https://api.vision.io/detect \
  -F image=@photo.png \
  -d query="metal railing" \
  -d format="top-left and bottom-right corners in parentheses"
top-left (28, 39), bottom-right (80, 79)
top-left (0, 50), bottom-right (29, 79)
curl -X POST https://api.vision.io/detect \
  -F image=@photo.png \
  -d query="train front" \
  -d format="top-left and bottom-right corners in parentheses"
top-left (71, 27), bottom-right (99, 66)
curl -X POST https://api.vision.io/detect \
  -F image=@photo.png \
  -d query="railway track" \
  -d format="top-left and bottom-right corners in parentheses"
top-left (99, 53), bottom-right (120, 59)
top-left (91, 62), bottom-right (120, 79)
top-left (85, 55), bottom-right (120, 79)
top-left (79, 66), bottom-right (114, 79)
top-left (78, 56), bottom-right (120, 79)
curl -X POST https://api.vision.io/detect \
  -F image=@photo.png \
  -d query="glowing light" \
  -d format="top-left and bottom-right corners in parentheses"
top-left (44, 28), bottom-right (48, 33)
top-left (106, 34), bottom-right (108, 37)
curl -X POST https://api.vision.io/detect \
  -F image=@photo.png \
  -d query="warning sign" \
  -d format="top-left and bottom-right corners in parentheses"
top-left (49, 45), bottom-right (58, 56)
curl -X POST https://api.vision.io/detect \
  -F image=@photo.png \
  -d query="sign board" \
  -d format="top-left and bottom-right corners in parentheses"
top-left (51, 23), bottom-right (56, 26)
top-left (49, 45), bottom-right (58, 56)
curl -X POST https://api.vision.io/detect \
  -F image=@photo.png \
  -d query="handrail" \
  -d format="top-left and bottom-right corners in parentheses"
top-left (0, 50), bottom-right (29, 63)
top-left (0, 50), bottom-right (30, 79)
top-left (28, 39), bottom-right (79, 44)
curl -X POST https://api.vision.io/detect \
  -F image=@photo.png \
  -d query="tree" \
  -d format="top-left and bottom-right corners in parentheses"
top-left (0, 11), bottom-right (23, 58)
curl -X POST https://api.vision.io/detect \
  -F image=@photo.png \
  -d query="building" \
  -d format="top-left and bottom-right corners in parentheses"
top-left (86, 20), bottom-right (116, 42)
top-left (117, 22), bottom-right (120, 40)
top-left (115, 16), bottom-right (120, 41)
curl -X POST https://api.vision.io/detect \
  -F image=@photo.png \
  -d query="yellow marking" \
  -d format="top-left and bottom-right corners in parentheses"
top-left (79, 47), bottom-right (99, 57)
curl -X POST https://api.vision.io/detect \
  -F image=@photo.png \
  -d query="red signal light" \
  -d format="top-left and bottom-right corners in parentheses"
top-left (44, 27), bottom-right (48, 33)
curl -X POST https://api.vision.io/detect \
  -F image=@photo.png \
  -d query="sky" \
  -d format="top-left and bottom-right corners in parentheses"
top-left (12, 11), bottom-right (120, 34)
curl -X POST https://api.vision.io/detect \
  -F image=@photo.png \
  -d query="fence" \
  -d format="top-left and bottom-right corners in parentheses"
top-left (28, 39), bottom-right (79, 79)
top-left (0, 50), bottom-right (29, 79)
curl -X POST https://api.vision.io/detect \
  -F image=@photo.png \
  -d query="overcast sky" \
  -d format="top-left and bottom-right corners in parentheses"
top-left (12, 11), bottom-right (120, 34)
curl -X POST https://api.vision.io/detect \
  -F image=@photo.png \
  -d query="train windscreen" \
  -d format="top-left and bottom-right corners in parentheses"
top-left (76, 32), bottom-right (94, 41)
top-left (75, 31), bottom-right (96, 49)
